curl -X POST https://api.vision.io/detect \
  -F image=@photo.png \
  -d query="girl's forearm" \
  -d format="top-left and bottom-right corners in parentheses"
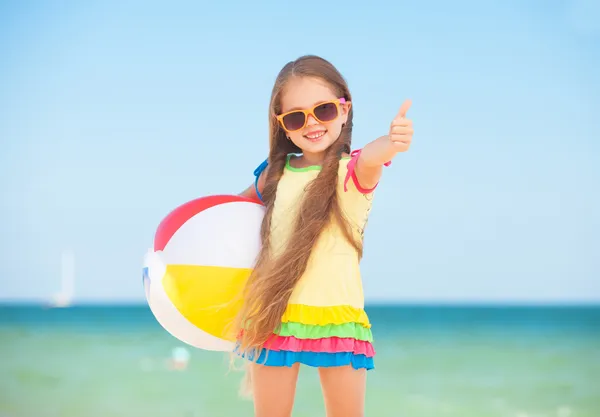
top-left (359, 135), bottom-right (397, 167)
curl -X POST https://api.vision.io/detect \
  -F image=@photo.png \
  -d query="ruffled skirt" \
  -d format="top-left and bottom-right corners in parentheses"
top-left (237, 304), bottom-right (375, 370)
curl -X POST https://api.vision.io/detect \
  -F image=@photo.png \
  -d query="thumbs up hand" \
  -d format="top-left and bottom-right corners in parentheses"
top-left (389, 99), bottom-right (413, 152)
top-left (350, 99), bottom-right (414, 183)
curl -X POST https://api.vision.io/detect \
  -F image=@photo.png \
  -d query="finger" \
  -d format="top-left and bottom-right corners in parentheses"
top-left (390, 126), bottom-right (414, 135)
top-left (396, 99), bottom-right (412, 118)
top-left (391, 118), bottom-right (412, 127)
top-left (390, 135), bottom-right (412, 144)
top-left (391, 141), bottom-right (410, 151)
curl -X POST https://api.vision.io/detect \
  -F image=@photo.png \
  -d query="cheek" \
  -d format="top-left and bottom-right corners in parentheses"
top-left (288, 131), bottom-right (305, 144)
top-left (327, 119), bottom-right (345, 138)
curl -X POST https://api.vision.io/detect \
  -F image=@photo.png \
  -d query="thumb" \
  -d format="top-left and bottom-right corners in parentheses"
top-left (396, 99), bottom-right (412, 118)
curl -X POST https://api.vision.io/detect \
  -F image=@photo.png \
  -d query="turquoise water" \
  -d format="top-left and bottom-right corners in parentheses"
top-left (1, 305), bottom-right (598, 417)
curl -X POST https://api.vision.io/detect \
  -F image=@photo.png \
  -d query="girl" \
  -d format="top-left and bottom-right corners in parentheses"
top-left (237, 55), bottom-right (413, 417)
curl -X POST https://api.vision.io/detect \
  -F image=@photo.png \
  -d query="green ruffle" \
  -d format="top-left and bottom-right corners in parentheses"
top-left (276, 322), bottom-right (373, 342)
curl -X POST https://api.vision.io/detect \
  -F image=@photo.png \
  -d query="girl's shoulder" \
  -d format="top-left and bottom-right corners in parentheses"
top-left (252, 157), bottom-right (270, 202)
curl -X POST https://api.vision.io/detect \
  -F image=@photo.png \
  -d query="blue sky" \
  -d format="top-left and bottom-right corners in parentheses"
top-left (1, 0), bottom-right (598, 303)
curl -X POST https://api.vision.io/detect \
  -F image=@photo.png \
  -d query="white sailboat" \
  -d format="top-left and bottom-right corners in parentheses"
top-left (49, 249), bottom-right (75, 308)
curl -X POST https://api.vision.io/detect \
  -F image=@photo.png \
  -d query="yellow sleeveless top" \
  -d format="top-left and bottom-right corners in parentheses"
top-left (270, 154), bottom-right (375, 328)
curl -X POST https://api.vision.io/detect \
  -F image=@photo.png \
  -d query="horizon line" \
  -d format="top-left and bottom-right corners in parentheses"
top-left (1, 300), bottom-right (599, 308)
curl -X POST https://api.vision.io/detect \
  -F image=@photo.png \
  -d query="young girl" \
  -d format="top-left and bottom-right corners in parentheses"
top-left (237, 55), bottom-right (413, 417)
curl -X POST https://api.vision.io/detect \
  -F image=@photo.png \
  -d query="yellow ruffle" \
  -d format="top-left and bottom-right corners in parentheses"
top-left (281, 304), bottom-right (371, 328)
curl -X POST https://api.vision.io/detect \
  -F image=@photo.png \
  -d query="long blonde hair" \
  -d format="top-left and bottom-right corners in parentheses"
top-left (234, 55), bottom-right (363, 365)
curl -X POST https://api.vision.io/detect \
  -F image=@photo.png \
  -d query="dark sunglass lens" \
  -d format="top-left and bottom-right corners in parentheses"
top-left (314, 102), bottom-right (338, 122)
top-left (282, 112), bottom-right (306, 131)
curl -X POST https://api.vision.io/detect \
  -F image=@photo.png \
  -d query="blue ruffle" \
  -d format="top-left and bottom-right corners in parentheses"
top-left (239, 348), bottom-right (374, 370)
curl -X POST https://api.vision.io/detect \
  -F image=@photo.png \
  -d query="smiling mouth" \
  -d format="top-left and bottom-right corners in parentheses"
top-left (304, 131), bottom-right (326, 141)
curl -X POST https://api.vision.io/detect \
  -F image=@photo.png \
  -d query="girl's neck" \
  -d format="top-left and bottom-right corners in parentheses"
top-left (298, 150), bottom-right (325, 167)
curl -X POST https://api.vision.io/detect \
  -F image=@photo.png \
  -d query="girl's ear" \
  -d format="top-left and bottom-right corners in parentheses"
top-left (340, 101), bottom-right (351, 124)
top-left (344, 101), bottom-right (352, 114)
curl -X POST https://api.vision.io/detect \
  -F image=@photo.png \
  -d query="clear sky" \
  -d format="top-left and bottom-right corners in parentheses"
top-left (1, 0), bottom-right (598, 304)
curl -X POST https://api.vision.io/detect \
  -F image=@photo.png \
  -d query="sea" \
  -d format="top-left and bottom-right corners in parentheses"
top-left (0, 304), bottom-right (598, 417)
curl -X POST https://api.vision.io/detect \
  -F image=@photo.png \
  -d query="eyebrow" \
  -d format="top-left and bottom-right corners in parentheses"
top-left (285, 99), bottom-right (337, 112)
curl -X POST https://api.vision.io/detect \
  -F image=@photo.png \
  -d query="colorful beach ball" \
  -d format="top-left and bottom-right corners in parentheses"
top-left (143, 195), bottom-right (265, 351)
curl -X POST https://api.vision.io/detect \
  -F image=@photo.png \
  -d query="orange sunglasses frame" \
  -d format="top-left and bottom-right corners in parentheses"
top-left (276, 98), bottom-right (349, 132)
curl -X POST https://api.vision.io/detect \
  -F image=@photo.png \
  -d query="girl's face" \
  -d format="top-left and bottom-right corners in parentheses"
top-left (278, 76), bottom-right (350, 156)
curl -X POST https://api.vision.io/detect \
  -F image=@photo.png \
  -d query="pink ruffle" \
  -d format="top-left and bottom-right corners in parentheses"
top-left (265, 335), bottom-right (375, 357)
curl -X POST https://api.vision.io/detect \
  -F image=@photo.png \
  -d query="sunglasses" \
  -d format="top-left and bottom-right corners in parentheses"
top-left (276, 98), bottom-right (347, 132)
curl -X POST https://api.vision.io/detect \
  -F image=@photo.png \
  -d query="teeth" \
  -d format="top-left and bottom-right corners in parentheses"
top-left (306, 131), bottom-right (325, 139)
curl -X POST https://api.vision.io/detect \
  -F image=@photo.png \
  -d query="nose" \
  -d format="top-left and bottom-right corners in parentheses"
top-left (306, 114), bottom-right (319, 126)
